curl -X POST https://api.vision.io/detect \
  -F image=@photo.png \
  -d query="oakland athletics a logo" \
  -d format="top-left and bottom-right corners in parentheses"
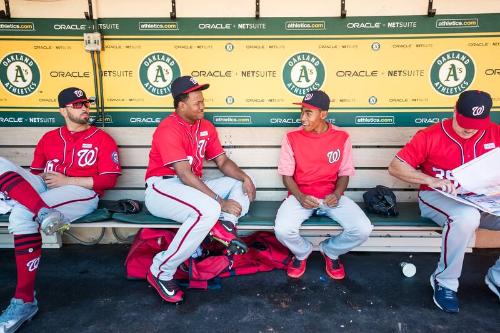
top-left (430, 51), bottom-right (475, 96)
top-left (139, 52), bottom-right (181, 96)
top-left (283, 52), bottom-right (325, 96)
top-left (0, 52), bottom-right (40, 96)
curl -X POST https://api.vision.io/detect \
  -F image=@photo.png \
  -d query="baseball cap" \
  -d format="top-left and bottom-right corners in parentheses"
top-left (58, 87), bottom-right (93, 108)
top-left (455, 90), bottom-right (492, 130)
top-left (171, 75), bottom-right (209, 99)
top-left (293, 90), bottom-right (330, 111)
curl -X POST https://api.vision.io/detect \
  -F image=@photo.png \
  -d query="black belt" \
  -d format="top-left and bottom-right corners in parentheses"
top-left (145, 175), bottom-right (176, 188)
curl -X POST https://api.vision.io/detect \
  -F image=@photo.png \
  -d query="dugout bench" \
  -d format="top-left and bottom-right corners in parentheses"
top-left (1, 126), bottom-right (488, 251)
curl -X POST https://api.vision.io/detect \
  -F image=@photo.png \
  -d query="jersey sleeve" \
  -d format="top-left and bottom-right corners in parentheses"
top-left (205, 123), bottom-right (225, 160)
top-left (277, 133), bottom-right (296, 176)
top-left (154, 126), bottom-right (189, 166)
top-left (30, 133), bottom-right (48, 174)
top-left (338, 135), bottom-right (355, 177)
top-left (96, 132), bottom-right (122, 175)
top-left (395, 129), bottom-right (428, 169)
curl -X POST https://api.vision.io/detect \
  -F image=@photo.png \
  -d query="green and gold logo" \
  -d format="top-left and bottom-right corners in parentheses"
top-left (0, 52), bottom-right (40, 96)
top-left (139, 52), bottom-right (181, 96)
top-left (430, 51), bottom-right (475, 96)
top-left (283, 52), bottom-right (325, 96)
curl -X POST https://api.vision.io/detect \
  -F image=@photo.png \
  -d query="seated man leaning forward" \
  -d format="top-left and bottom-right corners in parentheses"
top-left (274, 90), bottom-right (373, 280)
top-left (0, 87), bottom-right (121, 333)
top-left (389, 90), bottom-right (500, 313)
top-left (145, 75), bottom-right (256, 303)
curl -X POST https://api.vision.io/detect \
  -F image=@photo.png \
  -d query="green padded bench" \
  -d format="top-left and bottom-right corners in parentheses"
top-left (110, 201), bottom-right (439, 232)
top-left (0, 208), bottom-right (112, 227)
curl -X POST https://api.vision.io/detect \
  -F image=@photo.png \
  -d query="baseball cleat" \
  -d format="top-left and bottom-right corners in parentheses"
top-left (147, 272), bottom-right (184, 303)
top-left (430, 276), bottom-right (459, 313)
top-left (0, 297), bottom-right (38, 333)
top-left (319, 243), bottom-right (345, 280)
top-left (209, 220), bottom-right (248, 255)
top-left (36, 208), bottom-right (70, 236)
top-left (287, 257), bottom-right (307, 279)
top-left (485, 272), bottom-right (500, 300)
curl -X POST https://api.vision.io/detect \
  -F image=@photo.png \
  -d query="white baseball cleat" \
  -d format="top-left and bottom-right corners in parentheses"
top-left (0, 298), bottom-right (38, 333)
top-left (485, 272), bottom-right (500, 300)
top-left (36, 207), bottom-right (70, 235)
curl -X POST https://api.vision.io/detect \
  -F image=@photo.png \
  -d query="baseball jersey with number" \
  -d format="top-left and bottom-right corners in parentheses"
top-left (278, 124), bottom-right (355, 199)
top-left (145, 113), bottom-right (225, 179)
top-left (30, 126), bottom-right (121, 196)
top-left (396, 118), bottom-right (500, 191)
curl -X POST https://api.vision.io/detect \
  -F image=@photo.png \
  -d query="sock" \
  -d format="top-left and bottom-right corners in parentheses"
top-left (0, 171), bottom-right (48, 215)
top-left (14, 233), bottom-right (42, 303)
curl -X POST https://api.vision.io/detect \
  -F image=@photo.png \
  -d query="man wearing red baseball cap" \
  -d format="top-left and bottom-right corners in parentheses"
top-left (389, 90), bottom-right (500, 313)
top-left (144, 76), bottom-right (256, 303)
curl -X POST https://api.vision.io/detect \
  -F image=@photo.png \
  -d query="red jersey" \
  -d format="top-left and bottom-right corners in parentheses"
top-left (396, 118), bottom-right (500, 191)
top-left (145, 113), bottom-right (224, 179)
top-left (278, 124), bottom-right (355, 199)
top-left (30, 126), bottom-right (121, 196)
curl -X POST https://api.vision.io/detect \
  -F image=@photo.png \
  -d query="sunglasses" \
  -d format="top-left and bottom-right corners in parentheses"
top-left (66, 101), bottom-right (91, 109)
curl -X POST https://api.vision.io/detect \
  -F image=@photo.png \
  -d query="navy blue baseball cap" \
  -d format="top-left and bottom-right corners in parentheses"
top-left (171, 76), bottom-right (209, 99)
top-left (293, 90), bottom-right (330, 111)
top-left (455, 90), bottom-right (492, 130)
top-left (58, 87), bottom-right (93, 108)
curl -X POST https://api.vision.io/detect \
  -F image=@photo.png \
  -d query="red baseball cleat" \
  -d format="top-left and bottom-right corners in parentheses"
top-left (147, 272), bottom-right (184, 303)
top-left (287, 257), bottom-right (307, 279)
top-left (209, 220), bottom-right (248, 255)
top-left (321, 252), bottom-right (345, 280)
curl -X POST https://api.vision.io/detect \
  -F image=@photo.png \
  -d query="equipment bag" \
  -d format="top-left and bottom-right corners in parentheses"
top-left (363, 185), bottom-right (399, 216)
top-left (125, 229), bottom-right (290, 289)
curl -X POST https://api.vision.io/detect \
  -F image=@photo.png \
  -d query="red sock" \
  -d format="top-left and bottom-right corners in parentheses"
top-left (0, 171), bottom-right (48, 215)
top-left (14, 233), bottom-right (42, 303)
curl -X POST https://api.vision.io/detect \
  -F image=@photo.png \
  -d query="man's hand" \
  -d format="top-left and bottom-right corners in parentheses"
top-left (221, 199), bottom-right (242, 216)
top-left (43, 171), bottom-right (70, 189)
top-left (242, 176), bottom-right (256, 201)
top-left (429, 178), bottom-right (457, 196)
top-left (323, 193), bottom-right (341, 207)
top-left (297, 194), bottom-right (320, 209)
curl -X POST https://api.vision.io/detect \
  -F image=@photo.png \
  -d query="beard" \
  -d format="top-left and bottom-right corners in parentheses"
top-left (67, 111), bottom-right (90, 125)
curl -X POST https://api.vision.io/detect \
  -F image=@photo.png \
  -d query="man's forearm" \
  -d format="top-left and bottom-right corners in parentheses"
top-left (388, 158), bottom-right (435, 186)
top-left (334, 176), bottom-right (349, 197)
top-left (218, 158), bottom-right (250, 182)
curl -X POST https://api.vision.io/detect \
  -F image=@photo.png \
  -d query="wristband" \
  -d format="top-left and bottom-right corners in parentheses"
top-left (214, 194), bottom-right (220, 202)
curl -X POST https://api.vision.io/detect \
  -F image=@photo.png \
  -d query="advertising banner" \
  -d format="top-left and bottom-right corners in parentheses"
top-left (0, 15), bottom-right (499, 126)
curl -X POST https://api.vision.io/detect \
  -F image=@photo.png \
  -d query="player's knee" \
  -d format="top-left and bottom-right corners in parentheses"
top-left (345, 221), bottom-right (373, 240)
top-left (8, 207), bottom-right (38, 235)
top-left (274, 222), bottom-right (298, 240)
top-left (200, 199), bottom-right (222, 222)
top-left (452, 209), bottom-right (481, 233)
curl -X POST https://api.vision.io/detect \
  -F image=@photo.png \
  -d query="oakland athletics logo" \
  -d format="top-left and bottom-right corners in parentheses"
top-left (139, 52), bottom-right (181, 96)
top-left (430, 51), bottom-right (475, 96)
top-left (0, 52), bottom-right (40, 96)
top-left (283, 52), bottom-right (325, 96)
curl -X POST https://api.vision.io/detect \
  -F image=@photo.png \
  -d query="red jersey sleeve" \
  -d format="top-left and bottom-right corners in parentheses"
top-left (395, 129), bottom-right (428, 169)
top-left (277, 133), bottom-right (296, 176)
top-left (205, 123), bottom-right (225, 161)
top-left (30, 133), bottom-right (48, 174)
top-left (96, 132), bottom-right (122, 175)
top-left (338, 136), bottom-right (355, 177)
top-left (154, 126), bottom-right (189, 166)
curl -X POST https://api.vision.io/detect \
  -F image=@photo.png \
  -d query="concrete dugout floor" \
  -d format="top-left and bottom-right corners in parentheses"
top-left (1, 245), bottom-right (499, 333)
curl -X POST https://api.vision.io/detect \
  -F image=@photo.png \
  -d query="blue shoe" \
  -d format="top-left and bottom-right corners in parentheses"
top-left (36, 207), bottom-right (70, 235)
top-left (430, 276), bottom-right (459, 313)
top-left (0, 298), bottom-right (38, 333)
top-left (485, 273), bottom-right (500, 300)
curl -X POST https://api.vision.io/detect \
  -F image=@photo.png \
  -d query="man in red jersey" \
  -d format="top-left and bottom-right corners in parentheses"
top-left (389, 90), bottom-right (500, 313)
top-left (145, 76), bottom-right (256, 303)
top-left (0, 87), bottom-right (121, 332)
top-left (274, 90), bottom-right (372, 280)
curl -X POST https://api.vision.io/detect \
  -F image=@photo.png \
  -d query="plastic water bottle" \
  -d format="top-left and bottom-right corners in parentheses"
top-left (400, 262), bottom-right (416, 277)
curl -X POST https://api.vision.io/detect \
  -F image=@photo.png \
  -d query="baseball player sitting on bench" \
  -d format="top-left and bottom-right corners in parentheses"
top-left (389, 90), bottom-right (500, 313)
top-left (0, 87), bottom-right (121, 332)
top-left (274, 90), bottom-right (373, 280)
top-left (144, 76), bottom-right (256, 303)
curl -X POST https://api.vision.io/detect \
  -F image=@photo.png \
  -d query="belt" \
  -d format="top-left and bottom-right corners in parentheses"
top-left (145, 175), bottom-right (176, 188)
